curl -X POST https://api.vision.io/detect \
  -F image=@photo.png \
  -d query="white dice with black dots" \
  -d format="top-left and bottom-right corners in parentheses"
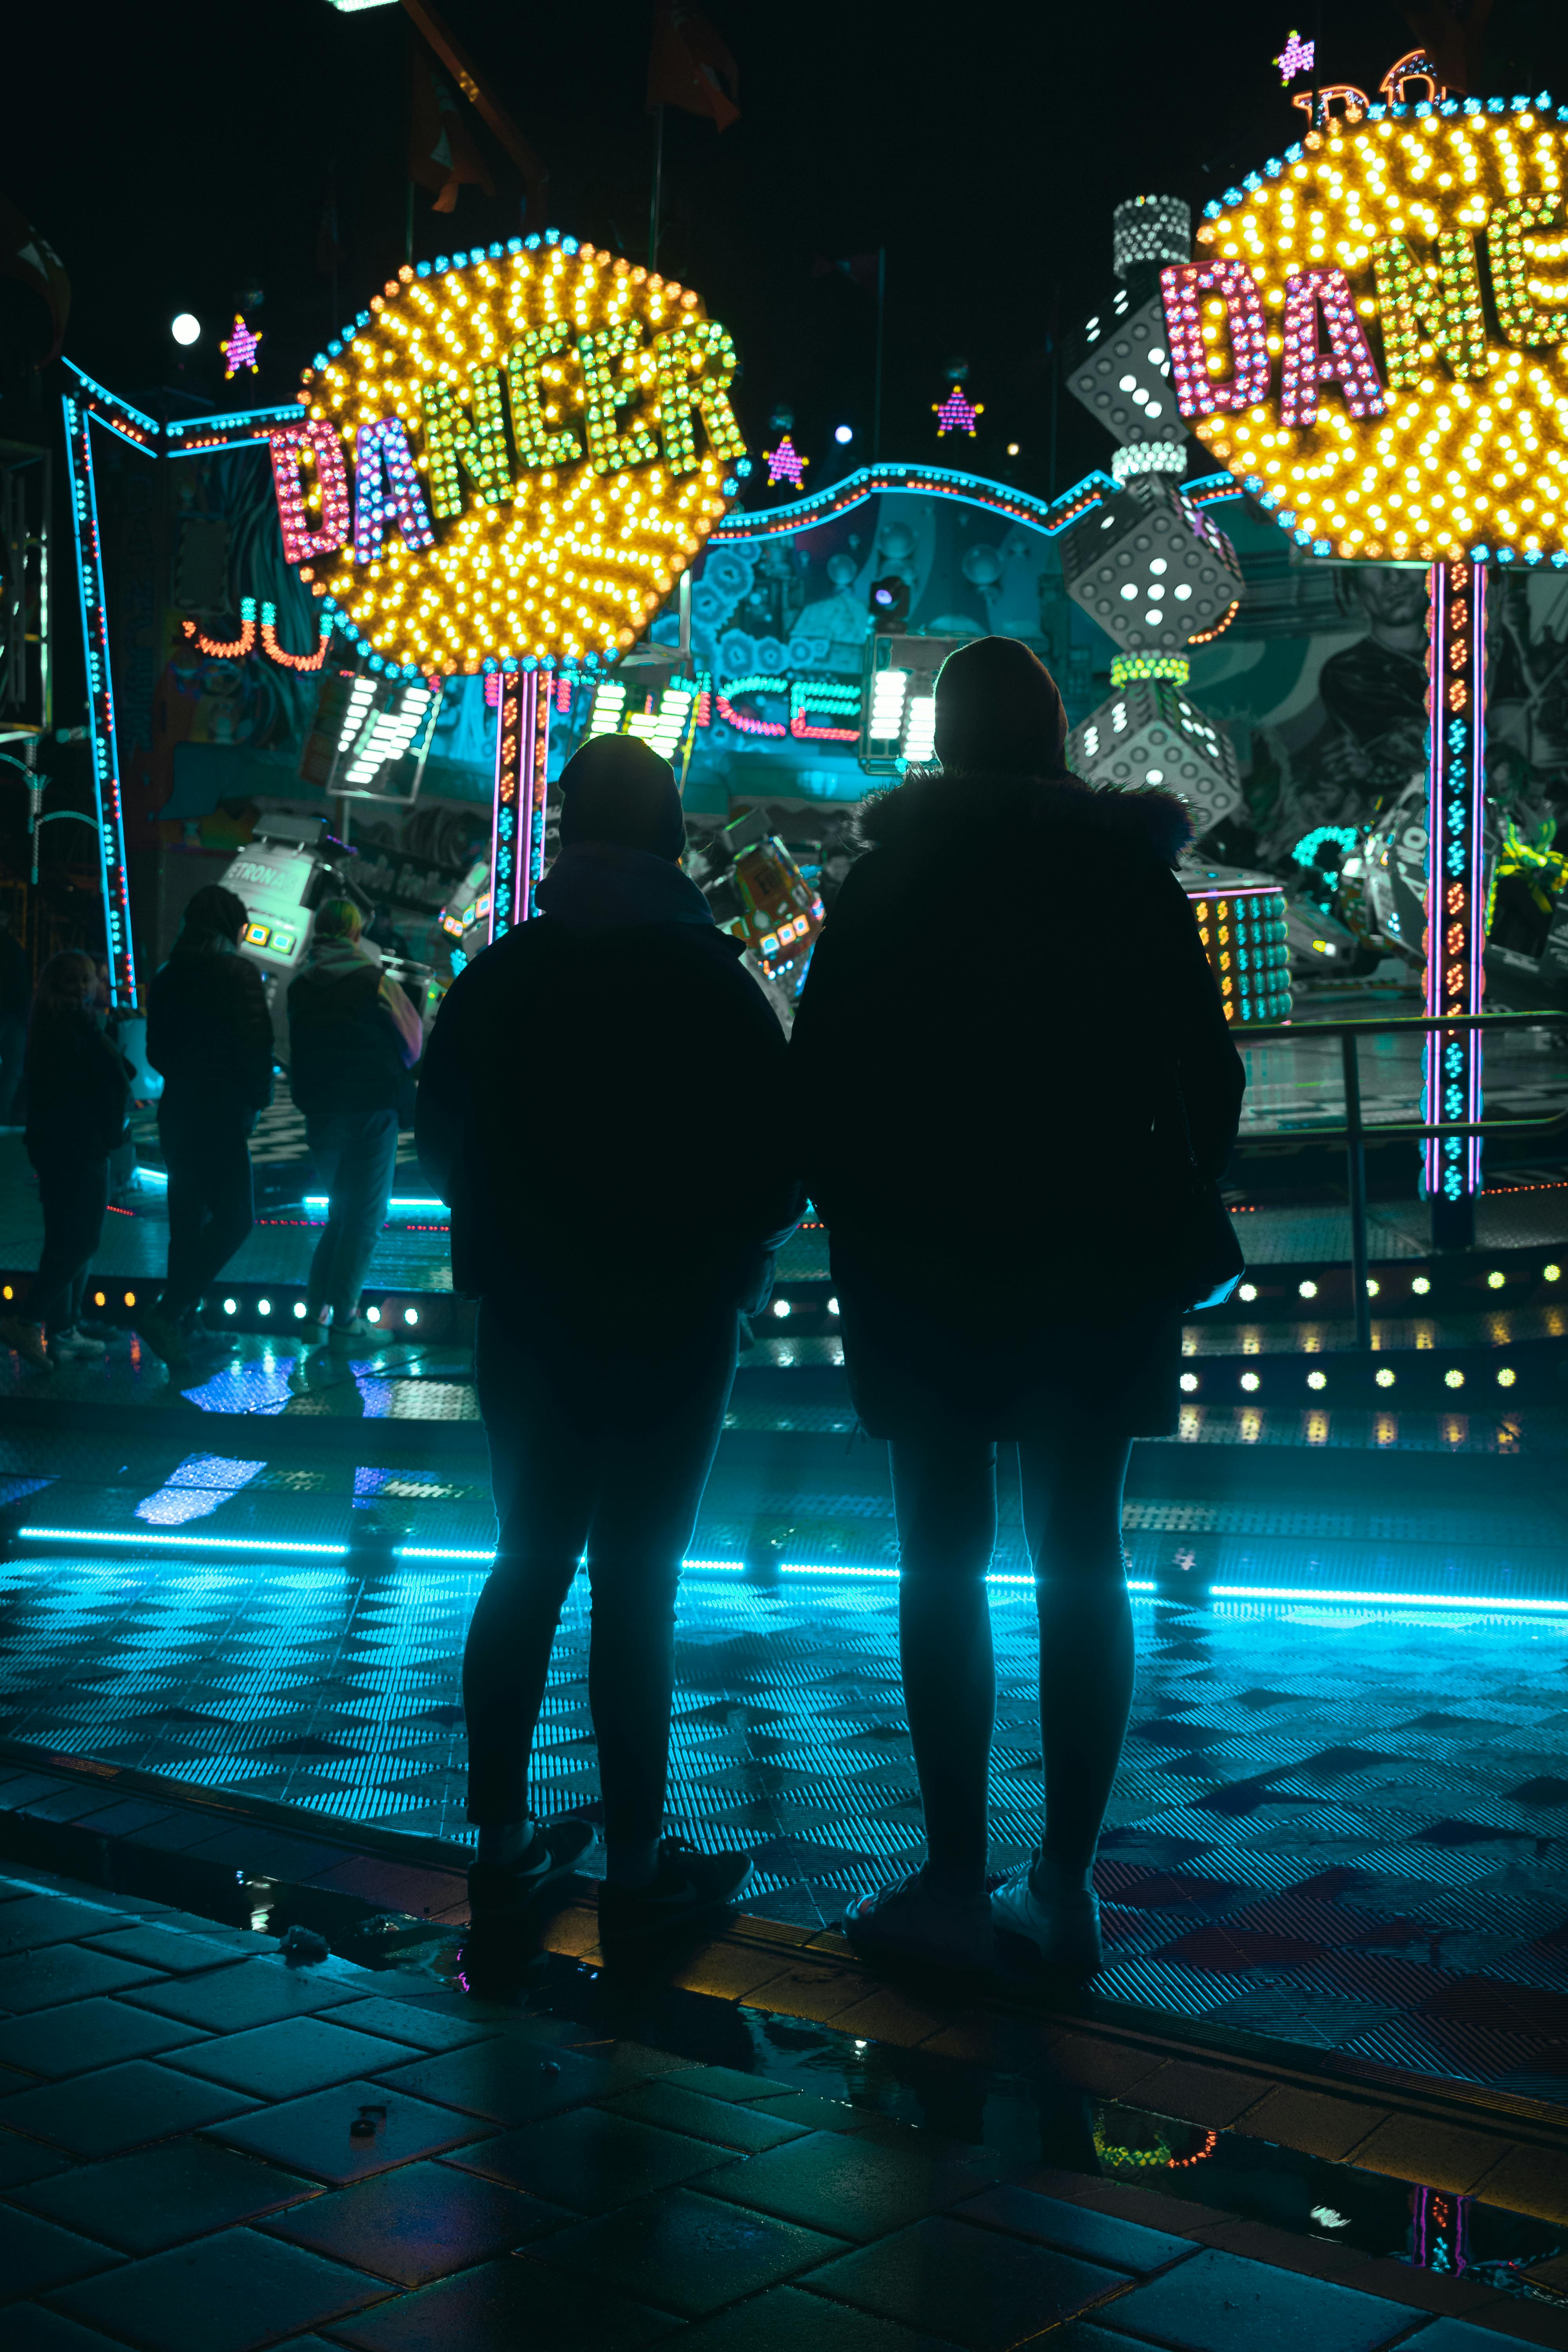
top-left (1067, 678), bottom-right (1245, 837)
top-left (1067, 294), bottom-right (1187, 448)
top-left (1059, 477), bottom-right (1244, 656)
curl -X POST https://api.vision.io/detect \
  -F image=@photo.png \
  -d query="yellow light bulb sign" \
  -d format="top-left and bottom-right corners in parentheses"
top-left (273, 234), bottom-right (746, 679)
top-left (1169, 90), bottom-right (1568, 565)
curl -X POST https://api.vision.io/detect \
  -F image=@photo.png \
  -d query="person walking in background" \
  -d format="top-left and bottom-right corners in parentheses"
top-left (791, 636), bottom-right (1245, 1976)
top-left (418, 736), bottom-right (802, 1931)
top-left (137, 885), bottom-right (274, 1368)
top-left (287, 898), bottom-right (422, 1349)
top-left (0, 912), bottom-right (31, 1128)
top-left (0, 950), bottom-right (131, 1370)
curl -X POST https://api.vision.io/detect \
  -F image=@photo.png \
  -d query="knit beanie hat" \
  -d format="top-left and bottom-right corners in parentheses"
top-left (933, 635), bottom-right (1069, 776)
top-left (557, 734), bottom-right (686, 862)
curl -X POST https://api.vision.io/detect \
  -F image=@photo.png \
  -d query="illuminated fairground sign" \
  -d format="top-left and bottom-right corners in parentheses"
top-left (1165, 72), bottom-right (1568, 565)
top-left (270, 231), bottom-right (747, 680)
top-left (1166, 53), bottom-right (1568, 1241)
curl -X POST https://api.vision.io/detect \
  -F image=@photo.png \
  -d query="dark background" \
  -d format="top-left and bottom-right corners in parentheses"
top-left (9, 0), bottom-right (1568, 503)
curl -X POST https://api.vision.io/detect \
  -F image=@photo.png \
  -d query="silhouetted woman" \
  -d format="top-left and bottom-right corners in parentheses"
top-left (791, 637), bottom-right (1245, 1973)
top-left (0, 951), bottom-right (131, 1371)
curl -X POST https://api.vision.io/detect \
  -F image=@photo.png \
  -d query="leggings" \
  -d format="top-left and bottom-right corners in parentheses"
top-left (464, 1302), bottom-right (738, 1843)
top-left (889, 1422), bottom-right (1135, 1894)
top-left (25, 1155), bottom-right (109, 1330)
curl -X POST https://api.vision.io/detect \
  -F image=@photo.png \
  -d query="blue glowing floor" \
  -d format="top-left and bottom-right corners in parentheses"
top-left (7, 1527), bottom-right (1568, 2097)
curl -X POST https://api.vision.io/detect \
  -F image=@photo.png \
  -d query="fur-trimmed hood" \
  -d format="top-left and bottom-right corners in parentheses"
top-left (857, 767), bottom-right (1194, 869)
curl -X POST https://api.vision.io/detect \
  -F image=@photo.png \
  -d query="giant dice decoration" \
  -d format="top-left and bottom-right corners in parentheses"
top-left (1067, 676), bottom-right (1244, 836)
top-left (1067, 295), bottom-right (1186, 450)
top-left (1060, 477), bottom-right (1243, 656)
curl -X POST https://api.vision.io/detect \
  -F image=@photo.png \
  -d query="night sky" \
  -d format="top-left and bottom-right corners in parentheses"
top-left (11, 0), bottom-right (1568, 505)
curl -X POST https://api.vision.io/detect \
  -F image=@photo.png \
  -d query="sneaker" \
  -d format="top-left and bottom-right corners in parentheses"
top-left (468, 1818), bottom-right (596, 1926)
top-left (845, 1868), bottom-right (997, 1970)
top-left (328, 1315), bottom-right (378, 1352)
top-left (0, 1316), bottom-right (51, 1372)
top-left (598, 1837), bottom-right (752, 1940)
top-left (132, 1308), bottom-right (195, 1366)
top-left (991, 1862), bottom-right (1103, 1977)
top-left (49, 1326), bottom-right (107, 1358)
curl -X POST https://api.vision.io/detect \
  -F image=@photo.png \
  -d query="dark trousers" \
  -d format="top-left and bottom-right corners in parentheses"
top-left (305, 1108), bottom-right (399, 1319)
top-left (464, 1301), bottom-right (738, 1839)
top-left (159, 1100), bottom-right (254, 1322)
top-left (26, 1153), bottom-right (109, 1330)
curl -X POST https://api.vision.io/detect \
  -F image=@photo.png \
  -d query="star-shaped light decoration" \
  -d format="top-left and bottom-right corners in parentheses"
top-left (933, 383), bottom-right (983, 437)
top-left (221, 314), bottom-right (263, 379)
top-left (1274, 28), bottom-right (1314, 82)
top-left (763, 434), bottom-right (808, 487)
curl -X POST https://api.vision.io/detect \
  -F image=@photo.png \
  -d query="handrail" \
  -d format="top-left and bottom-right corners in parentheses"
top-left (1228, 1005), bottom-right (1568, 1348)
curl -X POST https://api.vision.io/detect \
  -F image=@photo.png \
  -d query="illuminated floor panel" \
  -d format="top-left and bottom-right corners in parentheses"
top-left (7, 1537), bottom-right (1568, 2093)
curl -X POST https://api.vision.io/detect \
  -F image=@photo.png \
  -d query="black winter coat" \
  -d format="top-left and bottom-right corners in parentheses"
top-left (25, 1010), bottom-right (132, 1160)
top-left (790, 768), bottom-right (1246, 1327)
top-left (417, 881), bottom-right (802, 1321)
top-left (146, 941), bottom-right (274, 1120)
top-left (287, 959), bottom-right (414, 1120)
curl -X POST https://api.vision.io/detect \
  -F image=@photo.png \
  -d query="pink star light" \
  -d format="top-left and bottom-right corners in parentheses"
top-left (933, 383), bottom-right (983, 437)
top-left (222, 314), bottom-right (263, 379)
top-left (1274, 29), bottom-right (1314, 82)
top-left (764, 434), bottom-right (808, 487)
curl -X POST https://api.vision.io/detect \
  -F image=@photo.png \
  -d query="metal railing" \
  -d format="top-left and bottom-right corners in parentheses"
top-left (1230, 1009), bottom-right (1568, 1350)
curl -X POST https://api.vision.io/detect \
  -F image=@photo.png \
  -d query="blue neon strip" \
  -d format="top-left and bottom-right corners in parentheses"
top-left (18, 1529), bottom-right (1565, 1618)
top-left (62, 363), bottom-right (160, 438)
top-left (61, 395), bottom-right (136, 1007)
top-left (710, 462), bottom-right (1117, 544)
top-left (1210, 1584), bottom-right (1568, 1612)
top-left (165, 405), bottom-right (299, 437)
top-left (303, 1196), bottom-right (447, 1212)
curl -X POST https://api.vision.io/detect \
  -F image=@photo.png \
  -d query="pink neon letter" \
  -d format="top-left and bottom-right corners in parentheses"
top-left (269, 421), bottom-right (351, 566)
top-left (1279, 268), bottom-right (1387, 426)
top-left (1161, 261), bottom-right (1271, 417)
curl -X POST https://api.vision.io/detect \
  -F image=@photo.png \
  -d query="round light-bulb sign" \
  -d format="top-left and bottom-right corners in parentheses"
top-left (271, 233), bottom-right (746, 678)
top-left (1166, 89), bottom-right (1568, 565)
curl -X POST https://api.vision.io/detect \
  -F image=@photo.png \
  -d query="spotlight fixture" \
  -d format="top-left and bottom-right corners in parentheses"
top-left (1412, 1275), bottom-right (1431, 1295)
top-left (257, 1299), bottom-right (272, 1316)
top-left (834, 424), bottom-right (854, 445)
top-left (1180, 1372), bottom-right (1199, 1392)
top-left (403, 1307), bottom-right (419, 1325)
top-left (1497, 1367), bottom-right (1517, 1387)
top-left (772, 1300), bottom-right (791, 1318)
top-left (366, 1306), bottom-right (381, 1324)
top-left (223, 1298), bottom-right (238, 1315)
top-left (1487, 1270), bottom-right (1506, 1289)
top-left (171, 312), bottom-right (201, 346)
top-left (1307, 1370), bottom-right (1327, 1390)
top-left (1445, 1368), bottom-right (1465, 1388)
top-left (1298, 1279), bottom-right (1318, 1299)
top-left (1238, 1283), bottom-right (1257, 1301)
top-left (1376, 1368), bottom-right (1396, 1387)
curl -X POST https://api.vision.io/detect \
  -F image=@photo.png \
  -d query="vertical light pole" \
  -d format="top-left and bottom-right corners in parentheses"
top-left (1423, 557), bottom-right (1487, 1250)
top-left (61, 390), bottom-right (136, 1007)
top-left (487, 671), bottom-right (547, 944)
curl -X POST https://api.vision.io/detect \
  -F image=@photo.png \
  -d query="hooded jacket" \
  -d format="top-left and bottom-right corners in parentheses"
top-left (146, 933), bottom-right (274, 1120)
top-left (287, 938), bottom-right (422, 1120)
top-left (25, 1009), bottom-right (133, 1160)
top-left (789, 767), bottom-right (1245, 1317)
top-left (416, 842), bottom-right (803, 1318)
